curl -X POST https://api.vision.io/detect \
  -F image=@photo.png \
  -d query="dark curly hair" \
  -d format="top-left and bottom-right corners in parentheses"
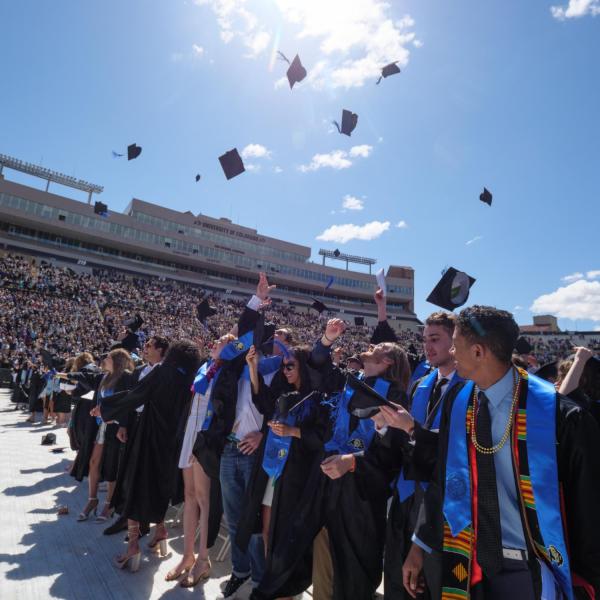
top-left (162, 339), bottom-right (201, 380)
top-left (456, 305), bottom-right (519, 364)
top-left (149, 335), bottom-right (170, 358)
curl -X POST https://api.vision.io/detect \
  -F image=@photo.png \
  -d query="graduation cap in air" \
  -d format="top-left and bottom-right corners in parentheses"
top-left (94, 201), bottom-right (108, 216)
top-left (345, 374), bottom-right (398, 419)
top-left (333, 110), bottom-right (358, 136)
top-left (219, 148), bottom-right (245, 180)
top-left (354, 317), bottom-right (365, 326)
top-left (311, 299), bottom-right (328, 314)
top-left (333, 249), bottom-right (341, 257)
top-left (124, 314), bottom-right (144, 332)
top-left (277, 52), bottom-right (307, 89)
top-left (195, 174), bottom-right (201, 182)
top-left (514, 336), bottom-right (533, 355)
top-left (480, 187), bottom-right (492, 206)
top-left (376, 61), bottom-right (401, 84)
top-left (426, 267), bottom-right (476, 311)
top-left (127, 143), bottom-right (142, 161)
top-left (196, 299), bottom-right (217, 323)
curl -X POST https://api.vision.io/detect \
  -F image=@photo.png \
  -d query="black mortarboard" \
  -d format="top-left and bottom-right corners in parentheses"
top-left (276, 390), bottom-right (318, 419)
top-left (354, 317), bottom-right (365, 326)
top-left (277, 52), bottom-right (307, 89)
top-left (346, 374), bottom-right (398, 419)
top-left (480, 187), bottom-right (492, 206)
top-left (376, 61), bottom-right (401, 84)
top-left (196, 299), bottom-right (217, 323)
top-left (426, 267), bottom-right (476, 311)
top-left (124, 313), bottom-right (144, 332)
top-left (333, 248), bottom-right (341, 257)
top-left (41, 433), bottom-right (57, 446)
top-left (311, 299), bottom-right (328, 314)
top-left (515, 337), bottom-right (533, 355)
top-left (535, 361), bottom-right (558, 382)
top-left (195, 174), bottom-right (201, 182)
top-left (333, 110), bottom-right (358, 136)
top-left (94, 201), bottom-right (108, 216)
top-left (219, 148), bottom-right (245, 180)
top-left (127, 143), bottom-right (142, 161)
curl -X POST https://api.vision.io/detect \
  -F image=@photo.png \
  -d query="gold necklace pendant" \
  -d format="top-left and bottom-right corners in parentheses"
top-left (471, 369), bottom-right (520, 455)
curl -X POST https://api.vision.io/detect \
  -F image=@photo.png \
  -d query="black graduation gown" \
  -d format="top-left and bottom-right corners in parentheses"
top-left (101, 364), bottom-right (194, 524)
top-left (68, 364), bottom-right (102, 451)
top-left (414, 384), bottom-right (600, 599)
top-left (236, 368), bottom-right (327, 595)
top-left (27, 370), bottom-right (44, 412)
top-left (70, 372), bottom-right (133, 482)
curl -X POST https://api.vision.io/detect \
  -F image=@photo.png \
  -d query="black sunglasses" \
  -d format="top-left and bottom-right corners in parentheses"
top-left (282, 362), bottom-right (297, 371)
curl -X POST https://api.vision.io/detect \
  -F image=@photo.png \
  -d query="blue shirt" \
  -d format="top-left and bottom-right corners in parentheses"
top-left (479, 367), bottom-right (526, 550)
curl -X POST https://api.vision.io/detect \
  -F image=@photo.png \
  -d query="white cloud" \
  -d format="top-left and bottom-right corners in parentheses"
top-left (349, 144), bottom-right (373, 158)
top-left (241, 143), bottom-right (272, 159)
top-left (274, 76), bottom-right (288, 90)
top-left (530, 279), bottom-right (600, 322)
top-left (466, 235), bottom-right (483, 246)
top-left (245, 163), bottom-right (261, 172)
top-left (197, 0), bottom-right (419, 88)
top-left (413, 39), bottom-right (423, 48)
top-left (396, 220), bottom-right (408, 229)
top-left (561, 272), bottom-right (585, 283)
top-left (342, 195), bottom-right (364, 211)
top-left (316, 220), bottom-right (391, 243)
top-left (192, 44), bottom-right (205, 57)
top-left (551, 0), bottom-right (600, 19)
top-left (514, 305), bottom-right (524, 311)
top-left (273, 166), bottom-right (283, 173)
top-left (299, 150), bottom-right (352, 172)
top-left (194, 0), bottom-right (271, 58)
top-left (587, 270), bottom-right (600, 279)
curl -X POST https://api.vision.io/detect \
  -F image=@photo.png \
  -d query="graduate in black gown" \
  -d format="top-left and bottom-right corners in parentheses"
top-left (97, 339), bottom-right (201, 572)
top-left (237, 344), bottom-right (325, 599)
top-left (403, 306), bottom-right (600, 600)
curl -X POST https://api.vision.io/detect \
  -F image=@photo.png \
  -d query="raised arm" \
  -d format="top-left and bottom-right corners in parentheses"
top-left (558, 346), bottom-right (593, 396)
top-left (371, 288), bottom-right (398, 344)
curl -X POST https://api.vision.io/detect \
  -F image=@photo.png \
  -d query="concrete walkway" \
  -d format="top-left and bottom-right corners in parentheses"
top-left (0, 389), bottom-right (270, 600)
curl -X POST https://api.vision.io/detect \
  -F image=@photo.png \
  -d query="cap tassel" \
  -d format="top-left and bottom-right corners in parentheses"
top-left (277, 51), bottom-right (291, 65)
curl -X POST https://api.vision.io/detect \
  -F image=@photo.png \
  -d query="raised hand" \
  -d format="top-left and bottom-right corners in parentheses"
top-left (324, 318), bottom-right (347, 344)
top-left (245, 345), bottom-right (258, 368)
top-left (256, 272), bottom-right (276, 301)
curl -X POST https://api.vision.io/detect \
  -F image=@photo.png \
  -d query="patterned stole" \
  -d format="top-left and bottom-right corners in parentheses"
top-left (441, 371), bottom-right (573, 600)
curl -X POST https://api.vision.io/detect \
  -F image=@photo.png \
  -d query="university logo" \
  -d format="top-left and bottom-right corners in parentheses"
top-left (349, 438), bottom-right (364, 450)
top-left (548, 545), bottom-right (563, 566)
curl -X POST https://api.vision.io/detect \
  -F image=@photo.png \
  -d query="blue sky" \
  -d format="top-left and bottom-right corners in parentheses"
top-left (1, 0), bottom-right (599, 329)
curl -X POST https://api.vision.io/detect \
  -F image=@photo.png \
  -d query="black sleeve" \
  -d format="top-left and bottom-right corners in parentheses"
top-left (557, 397), bottom-right (600, 595)
top-left (371, 320), bottom-right (398, 344)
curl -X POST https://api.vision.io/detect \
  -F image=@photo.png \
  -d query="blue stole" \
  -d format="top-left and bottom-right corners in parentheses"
top-left (396, 370), bottom-right (463, 501)
top-left (96, 387), bottom-right (114, 425)
top-left (409, 359), bottom-right (431, 387)
top-left (324, 377), bottom-right (391, 454)
top-left (443, 375), bottom-right (573, 599)
top-left (192, 361), bottom-right (221, 431)
top-left (262, 411), bottom-right (297, 479)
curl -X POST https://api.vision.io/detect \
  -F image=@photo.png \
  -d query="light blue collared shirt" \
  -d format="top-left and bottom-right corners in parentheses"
top-left (413, 367), bottom-right (526, 554)
top-left (479, 366), bottom-right (526, 550)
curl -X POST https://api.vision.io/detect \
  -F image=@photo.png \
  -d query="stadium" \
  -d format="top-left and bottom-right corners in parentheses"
top-left (0, 153), bottom-right (420, 332)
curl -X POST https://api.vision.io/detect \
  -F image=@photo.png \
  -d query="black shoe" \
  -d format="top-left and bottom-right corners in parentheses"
top-left (222, 574), bottom-right (250, 598)
top-left (103, 514), bottom-right (127, 536)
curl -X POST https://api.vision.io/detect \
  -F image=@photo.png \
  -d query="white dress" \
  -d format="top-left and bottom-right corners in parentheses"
top-left (178, 391), bottom-right (210, 469)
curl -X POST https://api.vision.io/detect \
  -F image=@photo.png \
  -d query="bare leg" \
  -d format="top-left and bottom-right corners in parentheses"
top-left (116, 519), bottom-right (141, 562)
top-left (88, 443), bottom-right (103, 502)
top-left (165, 467), bottom-right (197, 581)
top-left (261, 505), bottom-right (271, 557)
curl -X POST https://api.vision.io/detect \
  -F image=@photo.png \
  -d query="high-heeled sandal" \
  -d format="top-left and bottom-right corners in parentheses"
top-left (95, 501), bottom-right (115, 523)
top-left (165, 558), bottom-right (195, 582)
top-left (180, 557), bottom-right (211, 588)
top-left (77, 497), bottom-right (99, 522)
top-left (148, 530), bottom-right (169, 558)
top-left (115, 526), bottom-right (142, 573)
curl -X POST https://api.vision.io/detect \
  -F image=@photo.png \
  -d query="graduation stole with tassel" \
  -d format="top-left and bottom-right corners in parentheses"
top-left (441, 370), bottom-right (574, 600)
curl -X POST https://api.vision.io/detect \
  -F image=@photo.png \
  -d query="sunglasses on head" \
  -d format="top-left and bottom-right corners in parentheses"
top-left (282, 362), bottom-right (297, 371)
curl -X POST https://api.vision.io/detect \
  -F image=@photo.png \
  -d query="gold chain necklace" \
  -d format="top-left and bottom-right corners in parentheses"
top-left (470, 368), bottom-right (521, 455)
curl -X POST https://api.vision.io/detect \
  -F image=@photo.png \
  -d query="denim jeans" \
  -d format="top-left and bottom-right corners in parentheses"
top-left (220, 442), bottom-right (265, 584)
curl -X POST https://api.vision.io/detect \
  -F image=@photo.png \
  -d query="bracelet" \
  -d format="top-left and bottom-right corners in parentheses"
top-left (323, 333), bottom-right (335, 344)
top-left (348, 454), bottom-right (357, 473)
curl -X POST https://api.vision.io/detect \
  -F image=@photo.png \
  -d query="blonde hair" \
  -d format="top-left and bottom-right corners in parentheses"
top-left (375, 342), bottom-right (411, 392)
